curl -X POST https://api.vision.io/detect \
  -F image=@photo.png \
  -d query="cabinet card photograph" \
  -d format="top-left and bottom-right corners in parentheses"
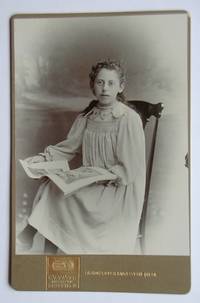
top-left (11, 11), bottom-right (190, 293)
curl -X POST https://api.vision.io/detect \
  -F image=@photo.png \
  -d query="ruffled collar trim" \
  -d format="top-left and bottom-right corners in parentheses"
top-left (85, 101), bottom-right (127, 120)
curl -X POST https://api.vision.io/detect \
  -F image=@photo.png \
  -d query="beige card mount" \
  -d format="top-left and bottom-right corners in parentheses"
top-left (11, 11), bottom-right (190, 293)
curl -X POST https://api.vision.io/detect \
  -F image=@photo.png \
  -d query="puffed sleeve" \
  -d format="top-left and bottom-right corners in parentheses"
top-left (109, 109), bottom-right (146, 186)
top-left (41, 114), bottom-right (87, 161)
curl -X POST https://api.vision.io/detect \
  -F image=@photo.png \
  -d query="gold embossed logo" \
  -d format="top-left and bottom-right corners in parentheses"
top-left (46, 256), bottom-right (80, 290)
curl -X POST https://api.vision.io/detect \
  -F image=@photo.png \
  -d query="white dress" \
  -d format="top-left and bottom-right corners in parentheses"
top-left (28, 101), bottom-right (146, 254)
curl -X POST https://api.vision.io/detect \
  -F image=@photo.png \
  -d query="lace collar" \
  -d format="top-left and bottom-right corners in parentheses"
top-left (85, 101), bottom-right (127, 120)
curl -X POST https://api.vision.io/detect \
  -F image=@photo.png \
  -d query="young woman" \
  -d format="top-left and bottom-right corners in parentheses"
top-left (18, 60), bottom-right (146, 254)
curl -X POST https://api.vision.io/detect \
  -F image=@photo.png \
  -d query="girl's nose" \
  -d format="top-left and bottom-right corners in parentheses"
top-left (103, 83), bottom-right (109, 90)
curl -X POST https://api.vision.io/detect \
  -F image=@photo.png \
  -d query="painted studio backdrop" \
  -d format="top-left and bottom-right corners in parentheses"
top-left (13, 13), bottom-right (189, 255)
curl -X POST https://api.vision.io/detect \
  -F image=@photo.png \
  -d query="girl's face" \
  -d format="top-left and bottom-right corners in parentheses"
top-left (93, 68), bottom-right (124, 106)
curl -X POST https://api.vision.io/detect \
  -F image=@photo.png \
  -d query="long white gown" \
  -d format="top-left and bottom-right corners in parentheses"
top-left (28, 101), bottom-right (146, 254)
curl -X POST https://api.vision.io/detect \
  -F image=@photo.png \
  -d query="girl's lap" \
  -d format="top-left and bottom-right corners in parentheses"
top-left (36, 180), bottom-right (127, 221)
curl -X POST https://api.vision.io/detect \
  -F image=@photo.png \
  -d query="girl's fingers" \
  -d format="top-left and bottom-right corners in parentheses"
top-left (25, 157), bottom-right (34, 163)
top-left (25, 155), bottom-right (45, 164)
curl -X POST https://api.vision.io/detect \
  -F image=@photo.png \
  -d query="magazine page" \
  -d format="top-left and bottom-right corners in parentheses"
top-left (19, 159), bottom-right (69, 179)
top-left (47, 166), bottom-right (117, 196)
top-left (19, 159), bottom-right (117, 196)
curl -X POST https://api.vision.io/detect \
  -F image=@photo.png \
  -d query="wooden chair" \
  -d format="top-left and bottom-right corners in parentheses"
top-left (128, 100), bottom-right (164, 253)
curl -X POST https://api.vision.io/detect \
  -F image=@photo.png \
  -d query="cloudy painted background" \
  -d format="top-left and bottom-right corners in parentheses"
top-left (14, 12), bottom-right (189, 255)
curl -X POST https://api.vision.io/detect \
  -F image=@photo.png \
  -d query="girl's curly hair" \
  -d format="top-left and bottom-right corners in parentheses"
top-left (89, 59), bottom-right (126, 103)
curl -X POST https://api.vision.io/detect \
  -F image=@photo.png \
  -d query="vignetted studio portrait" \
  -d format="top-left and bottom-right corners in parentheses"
top-left (13, 12), bottom-right (189, 256)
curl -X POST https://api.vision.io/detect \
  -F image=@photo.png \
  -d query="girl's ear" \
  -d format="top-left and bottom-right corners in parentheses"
top-left (119, 81), bottom-right (125, 93)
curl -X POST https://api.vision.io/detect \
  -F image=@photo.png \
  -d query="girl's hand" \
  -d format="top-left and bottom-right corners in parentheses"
top-left (96, 178), bottom-right (121, 187)
top-left (96, 180), bottom-right (109, 186)
top-left (25, 155), bottom-right (45, 164)
top-left (106, 178), bottom-right (122, 186)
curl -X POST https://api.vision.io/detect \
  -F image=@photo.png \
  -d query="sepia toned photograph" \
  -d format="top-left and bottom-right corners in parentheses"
top-left (12, 12), bottom-right (190, 259)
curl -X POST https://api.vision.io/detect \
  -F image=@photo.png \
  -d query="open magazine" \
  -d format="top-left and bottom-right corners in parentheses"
top-left (19, 159), bottom-right (117, 197)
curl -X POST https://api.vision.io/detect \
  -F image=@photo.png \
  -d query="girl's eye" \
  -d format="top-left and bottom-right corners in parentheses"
top-left (108, 81), bottom-right (114, 86)
top-left (96, 80), bottom-right (104, 85)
